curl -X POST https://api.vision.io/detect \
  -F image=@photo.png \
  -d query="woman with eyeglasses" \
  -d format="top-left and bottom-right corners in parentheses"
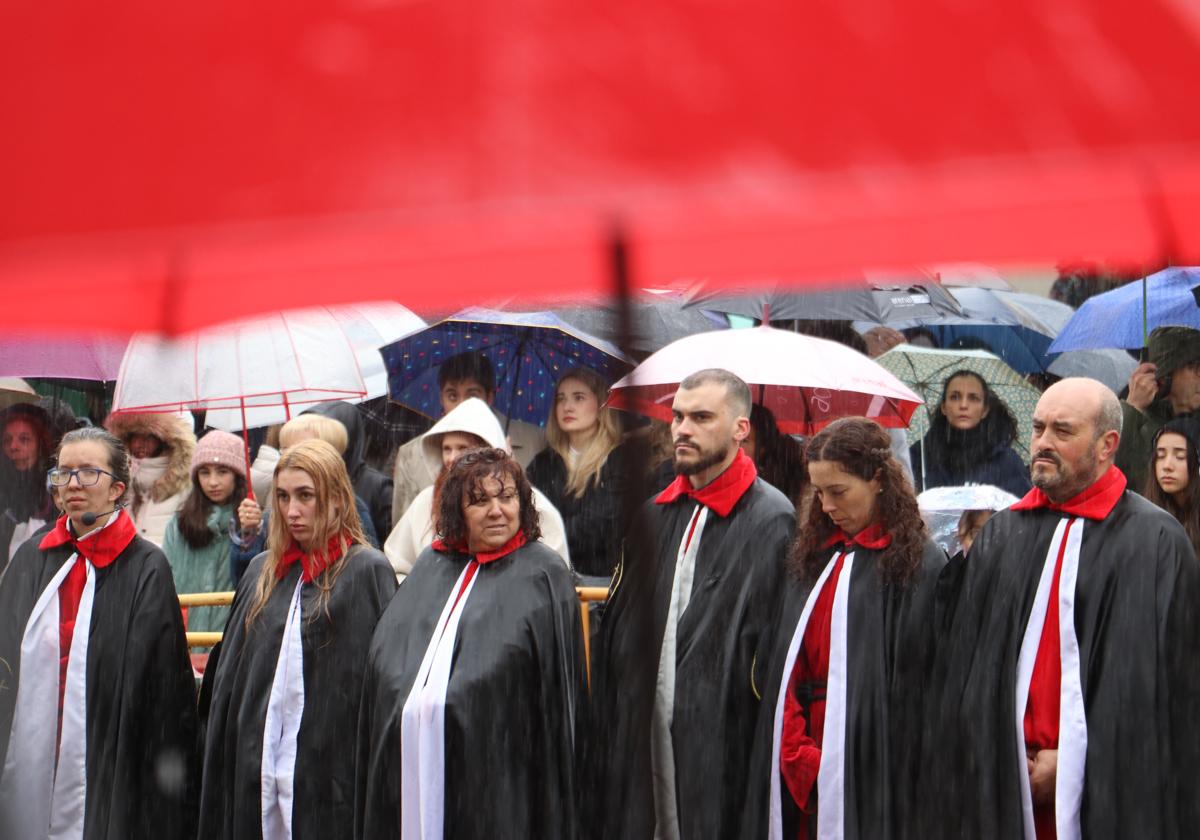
top-left (0, 427), bottom-right (198, 838)
top-left (356, 447), bottom-right (587, 839)
top-left (0, 403), bottom-right (57, 572)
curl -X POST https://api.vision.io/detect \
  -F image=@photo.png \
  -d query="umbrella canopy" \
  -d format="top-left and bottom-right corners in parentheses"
top-left (685, 277), bottom-right (964, 325)
top-left (606, 326), bottom-right (923, 434)
top-left (917, 484), bottom-right (1020, 556)
top-left (112, 306), bottom-right (379, 420)
top-left (0, 377), bottom-right (40, 410)
top-left (876, 345), bottom-right (1041, 460)
top-left (1048, 267), bottom-right (1200, 352)
top-left (551, 293), bottom-right (727, 355)
top-left (0, 334), bottom-right (128, 381)
top-left (6, 3), bottom-right (1200, 333)
top-left (1046, 348), bottom-right (1138, 394)
top-left (381, 308), bottom-right (633, 427)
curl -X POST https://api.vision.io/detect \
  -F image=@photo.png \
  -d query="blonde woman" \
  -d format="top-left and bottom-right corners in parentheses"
top-left (527, 367), bottom-right (631, 577)
top-left (198, 439), bottom-right (397, 840)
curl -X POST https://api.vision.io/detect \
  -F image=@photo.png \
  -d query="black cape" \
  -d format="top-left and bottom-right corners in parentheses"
top-left (741, 538), bottom-right (947, 840)
top-left (587, 477), bottom-right (795, 840)
top-left (197, 545), bottom-right (397, 840)
top-left (355, 539), bottom-right (587, 840)
top-left (926, 490), bottom-right (1200, 838)
top-left (0, 532), bottom-right (199, 839)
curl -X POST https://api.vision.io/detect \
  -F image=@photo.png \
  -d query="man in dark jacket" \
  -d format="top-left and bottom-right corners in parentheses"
top-left (306, 401), bottom-right (394, 540)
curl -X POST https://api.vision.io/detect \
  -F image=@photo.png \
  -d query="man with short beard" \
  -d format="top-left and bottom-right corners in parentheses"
top-left (588, 369), bottom-right (796, 840)
top-left (928, 377), bottom-right (1200, 839)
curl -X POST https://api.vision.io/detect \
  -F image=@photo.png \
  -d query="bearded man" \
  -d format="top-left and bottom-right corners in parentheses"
top-left (929, 377), bottom-right (1200, 839)
top-left (588, 369), bottom-right (796, 840)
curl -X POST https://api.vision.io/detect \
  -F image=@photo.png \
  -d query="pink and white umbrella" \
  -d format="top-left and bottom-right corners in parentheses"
top-left (607, 326), bottom-right (923, 434)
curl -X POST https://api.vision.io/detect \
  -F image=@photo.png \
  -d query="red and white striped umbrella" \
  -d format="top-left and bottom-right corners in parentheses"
top-left (607, 326), bottom-right (922, 435)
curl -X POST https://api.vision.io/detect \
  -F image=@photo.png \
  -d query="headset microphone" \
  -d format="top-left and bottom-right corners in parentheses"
top-left (81, 507), bottom-right (121, 527)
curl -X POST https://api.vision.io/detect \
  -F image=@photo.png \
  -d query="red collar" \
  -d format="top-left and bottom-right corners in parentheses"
top-left (1011, 465), bottom-right (1127, 521)
top-left (277, 533), bottom-right (349, 583)
top-left (39, 511), bottom-right (137, 568)
top-left (821, 520), bottom-right (893, 551)
top-left (432, 530), bottom-right (528, 564)
top-left (655, 449), bottom-right (758, 518)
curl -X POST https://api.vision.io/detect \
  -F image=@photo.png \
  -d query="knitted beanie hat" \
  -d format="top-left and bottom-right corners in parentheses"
top-left (192, 430), bottom-right (247, 480)
top-left (1148, 326), bottom-right (1200, 379)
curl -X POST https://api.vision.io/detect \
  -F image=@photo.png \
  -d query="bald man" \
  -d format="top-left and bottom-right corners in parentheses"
top-left (928, 378), bottom-right (1200, 839)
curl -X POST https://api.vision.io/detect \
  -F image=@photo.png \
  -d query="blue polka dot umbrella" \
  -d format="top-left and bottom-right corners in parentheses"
top-left (380, 308), bottom-right (634, 427)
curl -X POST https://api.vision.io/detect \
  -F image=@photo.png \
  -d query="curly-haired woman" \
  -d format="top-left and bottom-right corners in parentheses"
top-left (356, 447), bottom-right (587, 840)
top-left (743, 417), bottom-right (946, 840)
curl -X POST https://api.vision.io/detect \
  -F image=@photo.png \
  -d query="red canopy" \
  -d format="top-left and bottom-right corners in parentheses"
top-left (4, 0), bottom-right (1200, 333)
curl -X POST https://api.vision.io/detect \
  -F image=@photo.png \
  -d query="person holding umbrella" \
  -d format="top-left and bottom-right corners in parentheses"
top-left (741, 418), bottom-right (945, 839)
top-left (198, 439), bottom-right (396, 840)
top-left (1117, 326), bottom-right (1200, 492)
top-left (1144, 418), bottom-right (1200, 557)
top-left (909, 370), bottom-right (1031, 497)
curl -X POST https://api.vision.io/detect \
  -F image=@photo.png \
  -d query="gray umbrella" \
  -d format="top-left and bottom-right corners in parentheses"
top-left (1047, 348), bottom-right (1138, 393)
top-left (683, 277), bottom-right (964, 324)
top-left (552, 295), bottom-right (727, 355)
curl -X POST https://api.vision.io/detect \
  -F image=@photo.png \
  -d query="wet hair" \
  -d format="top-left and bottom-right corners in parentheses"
top-left (1144, 419), bottom-right (1200, 554)
top-left (438, 351), bottom-right (496, 395)
top-left (176, 470), bottom-right (248, 549)
top-left (245, 439), bottom-right (369, 630)
top-left (546, 367), bottom-right (623, 498)
top-left (434, 448), bottom-right (541, 549)
top-left (56, 426), bottom-right (131, 490)
top-left (678, 368), bottom-right (751, 418)
top-left (790, 417), bottom-right (927, 586)
top-left (747, 404), bottom-right (807, 506)
top-left (928, 370), bottom-right (1019, 448)
top-left (280, 413), bottom-right (349, 454)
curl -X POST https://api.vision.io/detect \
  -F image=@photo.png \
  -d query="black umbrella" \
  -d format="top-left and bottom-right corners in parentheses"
top-left (684, 277), bottom-right (964, 324)
top-left (551, 295), bottom-right (727, 355)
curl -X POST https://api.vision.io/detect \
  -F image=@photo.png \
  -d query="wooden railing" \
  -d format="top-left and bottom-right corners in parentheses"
top-left (181, 585), bottom-right (612, 670)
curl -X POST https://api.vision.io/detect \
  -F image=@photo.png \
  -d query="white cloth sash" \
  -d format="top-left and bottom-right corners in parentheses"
top-left (0, 551), bottom-right (96, 840)
top-left (652, 503), bottom-right (709, 840)
top-left (767, 551), bottom-right (855, 840)
top-left (400, 561), bottom-right (480, 840)
top-left (1014, 517), bottom-right (1087, 840)
top-left (261, 577), bottom-right (306, 840)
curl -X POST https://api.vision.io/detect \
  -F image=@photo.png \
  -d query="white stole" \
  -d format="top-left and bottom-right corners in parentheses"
top-left (1014, 517), bottom-right (1087, 840)
top-left (400, 561), bottom-right (480, 840)
top-left (0, 553), bottom-right (97, 840)
top-left (261, 577), bottom-right (307, 840)
top-left (651, 503), bottom-right (709, 840)
top-left (767, 550), bottom-right (855, 840)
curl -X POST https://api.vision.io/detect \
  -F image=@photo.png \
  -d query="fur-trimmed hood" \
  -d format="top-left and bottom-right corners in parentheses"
top-left (104, 411), bottom-right (197, 502)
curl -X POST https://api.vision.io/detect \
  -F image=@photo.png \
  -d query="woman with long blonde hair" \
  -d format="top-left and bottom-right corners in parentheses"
top-left (198, 439), bottom-right (397, 840)
top-left (527, 366), bottom-right (632, 577)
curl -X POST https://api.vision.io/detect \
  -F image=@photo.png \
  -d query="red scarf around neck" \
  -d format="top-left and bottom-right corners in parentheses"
top-left (1011, 464), bottom-right (1127, 521)
top-left (655, 448), bottom-right (758, 518)
top-left (821, 520), bottom-right (893, 551)
top-left (432, 530), bottom-right (527, 564)
top-left (277, 532), bottom-right (351, 583)
top-left (39, 510), bottom-right (137, 568)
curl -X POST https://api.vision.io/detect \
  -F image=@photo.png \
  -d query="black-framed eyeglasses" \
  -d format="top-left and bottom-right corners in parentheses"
top-left (47, 467), bottom-right (116, 487)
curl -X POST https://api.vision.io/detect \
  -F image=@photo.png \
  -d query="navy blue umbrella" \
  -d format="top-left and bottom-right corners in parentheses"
top-left (380, 308), bottom-right (633, 427)
top-left (1048, 267), bottom-right (1200, 352)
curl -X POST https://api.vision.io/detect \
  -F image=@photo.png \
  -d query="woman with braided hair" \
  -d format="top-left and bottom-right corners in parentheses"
top-left (743, 417), bottom-right (946, 840)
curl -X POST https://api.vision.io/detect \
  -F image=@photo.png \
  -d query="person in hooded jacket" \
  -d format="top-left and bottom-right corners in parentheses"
top-left (383, 397), bottom-right (569, 582)
top-left (527, 367), bottom-right (631, 578)
top-left (909, 370), bottom-right (1031, 497)
top-left (304, 401), bottom-right (393, 541)
top-left (0, 403), bottom-right (57, 569)
top-left (104, 411), bottom-right (196, 547)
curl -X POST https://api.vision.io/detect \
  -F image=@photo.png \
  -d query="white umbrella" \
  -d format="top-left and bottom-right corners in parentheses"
top-left (114, 302), bottom-right (425, 432)
top-left (918, 484), bottom-right (1019, 556)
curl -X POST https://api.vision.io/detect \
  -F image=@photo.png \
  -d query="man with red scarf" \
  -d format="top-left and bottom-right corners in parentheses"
top-left (589, 369), bottom-right (796, 840)
top-left (0, 427), bottom-right (197, 839)
top-left (930, 378), bottom-right (1200, 839)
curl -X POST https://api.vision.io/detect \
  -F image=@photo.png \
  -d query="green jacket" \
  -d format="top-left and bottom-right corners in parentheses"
top-left (1116, 398), bottom-right (1176, 494)
top-left (162, 504), bottom-right (235, 634)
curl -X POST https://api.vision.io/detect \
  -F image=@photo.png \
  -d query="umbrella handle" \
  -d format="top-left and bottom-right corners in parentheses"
top-left (239, 397), bottom-right (255, 502)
